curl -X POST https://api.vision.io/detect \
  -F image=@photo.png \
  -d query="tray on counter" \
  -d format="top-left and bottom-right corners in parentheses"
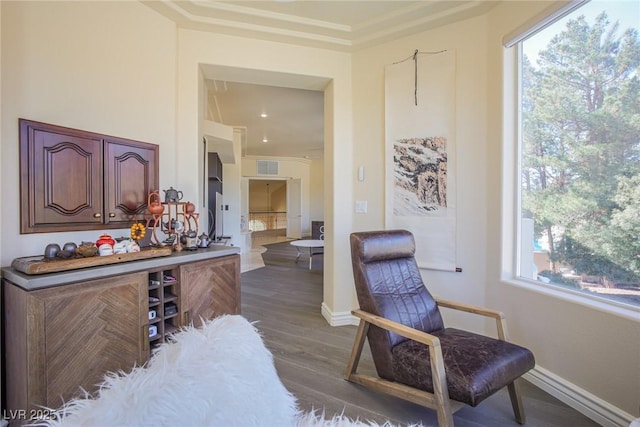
top-left (11, 247), bottom-right (173, 275)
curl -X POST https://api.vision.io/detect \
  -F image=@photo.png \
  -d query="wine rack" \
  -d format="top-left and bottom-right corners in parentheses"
top-left (147, 268), bottom-right (181, 353)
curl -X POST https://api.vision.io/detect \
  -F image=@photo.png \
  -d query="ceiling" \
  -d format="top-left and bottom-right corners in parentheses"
top-left (146, 1), bottom-right (497, 160)
top-left (206, 79), bottom-right (325, 160)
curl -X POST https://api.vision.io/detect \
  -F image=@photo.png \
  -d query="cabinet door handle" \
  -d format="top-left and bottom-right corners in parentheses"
top-left (108, 212), bottom-right (116, 218)
top-left (93, 213), bottom-right (102, 218)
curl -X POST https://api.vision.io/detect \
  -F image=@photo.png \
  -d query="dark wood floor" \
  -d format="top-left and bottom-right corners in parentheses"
top-left (240, 242), bottom-right (601, 427)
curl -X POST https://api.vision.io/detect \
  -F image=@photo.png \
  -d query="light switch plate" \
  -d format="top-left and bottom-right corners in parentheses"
top-left (355, 200), bottom-right (368, 213)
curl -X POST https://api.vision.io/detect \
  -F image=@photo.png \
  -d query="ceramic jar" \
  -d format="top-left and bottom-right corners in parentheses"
top-left (113, 241), bottom-right (128, 254)
top-left (98, 245), bottom-right (114, 256)
top-left (96, 234), bottom-right (116, 247)
top-left (63, 242), bottom-right (78, 253)
top-left (96, 234), bottom-right (115, 256)
top-left (44, 243), bottom-right (61, 260)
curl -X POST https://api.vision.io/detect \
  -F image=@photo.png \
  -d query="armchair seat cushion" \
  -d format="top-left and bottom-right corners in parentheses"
top-left (391, 328), bottom-right (535, 407)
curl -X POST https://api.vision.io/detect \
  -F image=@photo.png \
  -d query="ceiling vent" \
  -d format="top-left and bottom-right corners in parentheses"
top-left (256, 160), bottom-right (279, 176)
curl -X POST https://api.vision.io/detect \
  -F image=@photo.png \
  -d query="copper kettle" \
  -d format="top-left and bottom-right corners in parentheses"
top-left (183, 201), bottom-right (196, 215)
top-left (147, 190), bottom-right (164, 215)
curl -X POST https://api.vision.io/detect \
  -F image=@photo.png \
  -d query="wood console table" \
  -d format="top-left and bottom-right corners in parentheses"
top-left (1, 246), bottom-right (240, 425)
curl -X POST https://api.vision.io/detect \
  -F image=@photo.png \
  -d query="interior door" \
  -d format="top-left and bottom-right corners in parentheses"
top-left (286, 178), bottom-right (302, 239)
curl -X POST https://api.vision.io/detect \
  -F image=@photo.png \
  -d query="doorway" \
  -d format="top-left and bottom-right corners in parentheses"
top-left (199, 64), bottom-right (338, 321)
top-left (245, 177), bottom-right (303, 244)
top-left (247, 178), bottom-right (286, 241)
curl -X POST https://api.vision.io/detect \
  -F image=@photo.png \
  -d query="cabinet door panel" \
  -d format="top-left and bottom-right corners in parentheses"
top-left (20, 119), bottom-right (159, 233)
top-left (104, 139), bottom-right (158, 225)
top-left (21, 120), bottom-right (103, 233)
top-left (32, 273), bottom-right (148, 408)
top-left (180, 255), bottom-right (241, 327)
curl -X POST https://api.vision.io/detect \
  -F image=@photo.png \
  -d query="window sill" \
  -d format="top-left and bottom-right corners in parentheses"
top-left (501, 277), bottom-right (640, 322)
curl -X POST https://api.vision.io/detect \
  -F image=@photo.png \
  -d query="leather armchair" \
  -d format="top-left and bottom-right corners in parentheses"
top-left (345, 230), bottom-right (535, 427)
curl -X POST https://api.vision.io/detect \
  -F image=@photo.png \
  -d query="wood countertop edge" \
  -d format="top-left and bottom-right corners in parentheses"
top-left (1, 246), bottom-right (240, 291)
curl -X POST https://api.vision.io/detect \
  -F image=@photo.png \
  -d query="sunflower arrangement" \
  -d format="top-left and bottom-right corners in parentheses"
top-left (130, 222), bottom-right (146, 241)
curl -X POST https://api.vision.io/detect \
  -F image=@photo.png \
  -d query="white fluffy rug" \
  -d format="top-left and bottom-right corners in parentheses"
top-left (35, 315), bottom-right (419, 427)
top-left (296, 411), bottom-right (420, 427)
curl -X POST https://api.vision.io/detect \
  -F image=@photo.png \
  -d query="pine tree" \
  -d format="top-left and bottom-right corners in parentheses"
top-left (522, 12), bottom-right (640, 282)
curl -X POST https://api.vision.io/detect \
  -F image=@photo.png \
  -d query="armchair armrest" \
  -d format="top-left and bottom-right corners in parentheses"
top-left (434, 298), bottom-right (509, 341)
top-left (351, 308), bottom-right (441, 348)
top-left (348, 308), bottom-right (452, 420)
top-left (435, 298), bottom-right (504, 319)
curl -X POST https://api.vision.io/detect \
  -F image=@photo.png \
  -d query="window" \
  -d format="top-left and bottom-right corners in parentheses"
top-left (517, 1), bottom-right (640, 308)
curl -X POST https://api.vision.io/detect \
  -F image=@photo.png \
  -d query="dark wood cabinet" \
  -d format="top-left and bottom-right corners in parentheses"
top-left (180, 255), bottom-right (241, 327)
top-left (19, 119), bottom-right (158, 233)
top-left (4, 272), bottom-right (148, 414)
top-left (2, 250), bottom-right (240, 422)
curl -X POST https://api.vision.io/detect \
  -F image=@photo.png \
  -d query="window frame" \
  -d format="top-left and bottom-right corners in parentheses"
top-left (501, 40), bottom-right (640, 323)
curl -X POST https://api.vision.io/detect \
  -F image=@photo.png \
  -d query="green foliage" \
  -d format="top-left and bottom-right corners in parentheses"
top-left (522, 10), bottom-right (640, 284)
top-left (562, 235), bottom-right (640, 283)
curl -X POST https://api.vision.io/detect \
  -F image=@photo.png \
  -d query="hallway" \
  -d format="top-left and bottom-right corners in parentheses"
top-left (240, 233), bottom-right (292, 273)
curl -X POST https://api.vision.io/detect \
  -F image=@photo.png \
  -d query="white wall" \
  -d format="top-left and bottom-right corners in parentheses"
top-left (309, 158), bottom-right (325, 223)
top-left (351, 14), bottom-right (490, 332)
top-left (220, 128), bottom-right (243, 249)
top-left (270, 186), bottom-right (287, 212)
top-left (0, 1), bottom-right (177, 266)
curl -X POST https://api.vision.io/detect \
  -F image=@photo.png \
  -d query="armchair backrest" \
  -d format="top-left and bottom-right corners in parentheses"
top-left (350, 230), bottom-right (444, 380)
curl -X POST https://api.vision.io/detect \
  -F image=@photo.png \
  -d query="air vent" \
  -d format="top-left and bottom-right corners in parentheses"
top-left (256, 160), bottom-right (279, 176)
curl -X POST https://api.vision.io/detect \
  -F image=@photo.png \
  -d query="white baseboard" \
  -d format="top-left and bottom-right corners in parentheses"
top-left (320, 303), bottom-right (359, 326)
top-left (524, 366), bottom-right (635, 427)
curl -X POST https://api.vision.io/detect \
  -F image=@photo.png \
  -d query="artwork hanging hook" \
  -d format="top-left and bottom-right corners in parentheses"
top-left (413, 49), bottom-right (419, 106)
top-left (392, 49), bottom-right (448, 106)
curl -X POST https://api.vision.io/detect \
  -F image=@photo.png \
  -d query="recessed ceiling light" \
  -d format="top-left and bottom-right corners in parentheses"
top-left (260, 113), bottom-right (268, 118)
top-left (262, 137), bottom-right (268, 143)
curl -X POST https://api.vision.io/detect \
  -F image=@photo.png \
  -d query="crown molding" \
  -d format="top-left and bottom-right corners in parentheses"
top-left (144, 0), bottom-right (498, 52)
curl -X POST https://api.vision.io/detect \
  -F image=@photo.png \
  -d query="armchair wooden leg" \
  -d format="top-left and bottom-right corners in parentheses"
top-left (345, 319), bottom-right (369, 380)
top-left (507, 380), bottom-right (526, 424)
top-left (429, 342), bottom-right (455, 427)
